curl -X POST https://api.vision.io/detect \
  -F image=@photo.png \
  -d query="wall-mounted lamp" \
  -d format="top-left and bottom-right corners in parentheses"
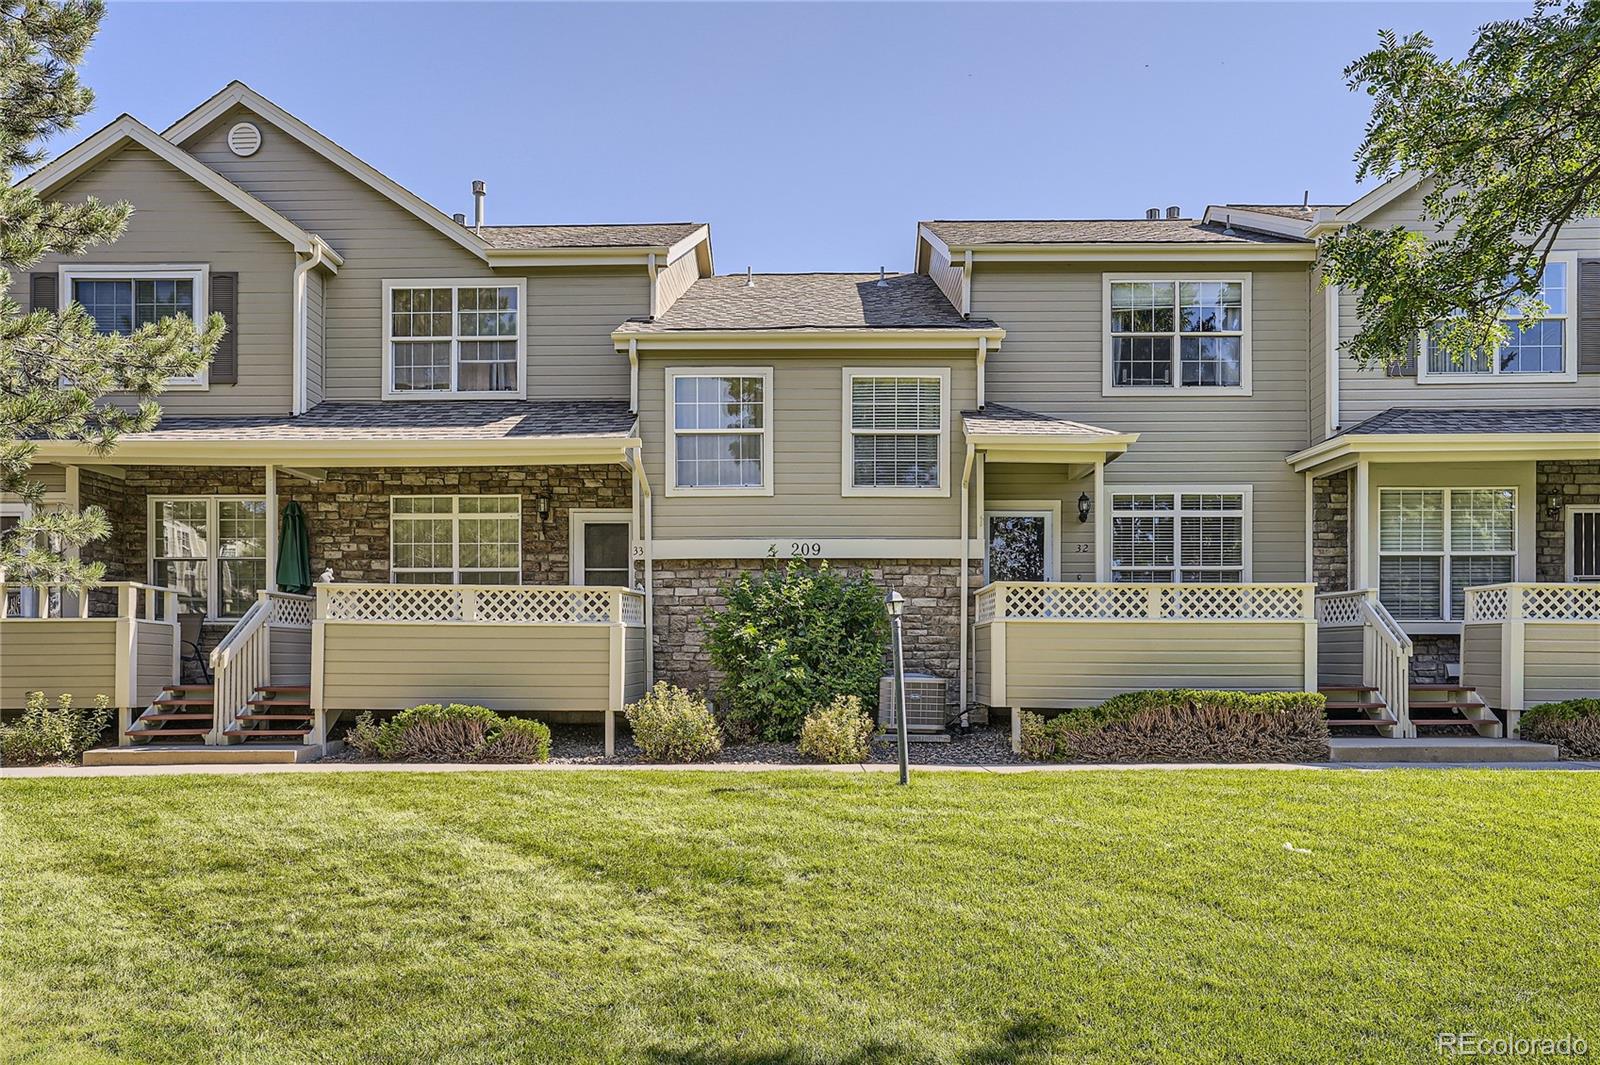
top-left (1077, 492), bottom-right (1092, 524)
top-left (1545, 493), bottom-right (1564, 521)
top-left (536, 496), bottom-right (551, 522)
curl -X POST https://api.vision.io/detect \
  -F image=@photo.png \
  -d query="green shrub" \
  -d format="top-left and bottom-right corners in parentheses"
top-left (703, 560), bottom-right (888, 741)
top-left (374, 703), bottom-right (550, 763)
top-left (342, 711), bottom-right (383, 759)
top-left (625, 683), bottom-right (723, 762)
top-left (0, 691), bottom-right (112, 766)
top-left (1019, 689), bottom-right (1329, 764)
top-left (1520, 698), bottom-right (1600, 759)
top-left (798, 694), bottom-right (877, 764)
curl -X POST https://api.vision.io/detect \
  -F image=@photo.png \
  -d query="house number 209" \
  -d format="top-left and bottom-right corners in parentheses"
top-left (790, 542), bottom-right (823, 557)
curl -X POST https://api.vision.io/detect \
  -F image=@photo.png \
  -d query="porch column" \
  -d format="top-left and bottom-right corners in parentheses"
top-left (265, 464), bottom-right (278, 592)
top-left (1352, 459), bottom-right (1370, 589)
top-left (1093, 459), bottom-right (1108, 581)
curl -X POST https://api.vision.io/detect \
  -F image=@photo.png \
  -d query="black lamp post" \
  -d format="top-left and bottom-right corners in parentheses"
top-left (886, 589), bottom-right (909, 785)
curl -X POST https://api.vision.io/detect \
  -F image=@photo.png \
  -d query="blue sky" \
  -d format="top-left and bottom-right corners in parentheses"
top-left (73, 2), bottom-right (1520, 273)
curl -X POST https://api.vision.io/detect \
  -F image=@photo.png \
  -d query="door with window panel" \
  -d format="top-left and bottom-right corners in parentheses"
top-left (1570, 507), bottom-right (1600, 582)
top-left (986, 512), bottom-right (1052, 583)
top-left (151, 497), bottom-right (267, 618)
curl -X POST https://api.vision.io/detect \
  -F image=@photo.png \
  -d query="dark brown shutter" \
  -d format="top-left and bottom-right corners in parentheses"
top-left (209, 271), bottom-right (238, 384)
top-left (1579, 258), bottom-right (1600, 374)
top-left (30, 272), bottom-right (58, 313)
top-left (1386, 332), bottom-right (1419, 377)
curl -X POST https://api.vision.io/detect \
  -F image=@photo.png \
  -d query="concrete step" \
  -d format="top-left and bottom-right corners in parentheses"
top-left (1328, 737), bottom-right (1560, 764)
top-left (83, 743), bottom-right (323, 767)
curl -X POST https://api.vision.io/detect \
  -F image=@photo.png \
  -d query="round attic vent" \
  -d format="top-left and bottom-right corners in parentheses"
top-left (227, 122), bottom-right (261, 157)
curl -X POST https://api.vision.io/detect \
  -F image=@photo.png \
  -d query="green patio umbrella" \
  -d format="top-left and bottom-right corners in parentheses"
top-left (275, 500), bottom-right (313, 594)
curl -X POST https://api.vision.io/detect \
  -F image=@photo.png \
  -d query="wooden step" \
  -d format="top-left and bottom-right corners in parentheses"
top-left (139, 712), bottom-right (214, 723)
top-left (236, 712), bottom-right (313, 721)
top-left (256, 685), bottom-right (310, 694)
top-left (1326, 718), bottom-right (1399, 728)
top-left (1324, 701), bottom-right (1388, 712)
top-left (164, 684), bottom-right (213, 693)
top-left (223, 727), bottom-right (311, 738)
top-left (247, 697), bottom-right (310, 708)
top-left (1411, 718), bottom-right (1478, 727)
top-left (130, 727), bottom-right (210, 739)
top-left (1408, 700), bottom-right (1487, 710)
top-left (1411, 684), bottom-right (1476, 692)
top-left (152, 697), bottom-right (216, 707)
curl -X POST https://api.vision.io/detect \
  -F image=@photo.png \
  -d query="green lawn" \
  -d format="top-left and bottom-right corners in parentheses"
top-left (3, 769), bottom-right (1597, 1064)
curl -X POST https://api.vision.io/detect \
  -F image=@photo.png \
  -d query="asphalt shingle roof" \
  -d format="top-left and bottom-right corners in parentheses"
top-left (477, 223), bottom-right (704, 251)
top-left (121, 401), bottom-right (636, 442)
top-left (961, 404), bottom-right (1124, 438)
top-left (921, 219), bottom-right (1307, 246)
top-left (1339, 407), bottom-right (1600, 436)
top-left (1222, 203), bottom-right (1344, 220)
top-left (617, 273), bottom-right (996, 333)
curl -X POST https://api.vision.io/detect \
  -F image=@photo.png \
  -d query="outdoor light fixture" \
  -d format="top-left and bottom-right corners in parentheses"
top-left (885, 590), bottom-right (909, 786)
top-left (537, 496), bottom-right (551, 522)
top-left (1545, 494), bottom-right (1563, 520)
top-left (1077, 492), bottom-right (1092, 524)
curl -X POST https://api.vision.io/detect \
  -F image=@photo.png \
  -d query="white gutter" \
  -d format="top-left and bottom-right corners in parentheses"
top-left (627, 338), bottom-right (639, 414)
top-left (646, 253), bottom-right (659, 318)
top-left (292, 237), bottom-right (329, 416)
top-left (976, 337), bottom-right (987, 408)
top-left (630, 442), bottom-right (655, 686)
top-left (958, 440), bottom-right (975, 729)
top-left (1325, 282), bottom-right (1341, 435)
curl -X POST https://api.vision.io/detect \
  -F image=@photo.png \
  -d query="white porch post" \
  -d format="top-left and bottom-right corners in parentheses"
top-left (265, 464), bottom-right (278, 592)
top-left (1093, 459), bottom-right (1108, 582)
top-left (1352, 459), bottom-right (1371, 589)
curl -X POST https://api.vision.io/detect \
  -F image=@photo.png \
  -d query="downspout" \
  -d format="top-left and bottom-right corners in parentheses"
top-left (1325, 283), bottom-right (1341, 435)
top-left (976, 337), bottom-right (988, 409)
top-left (646, 253), bottom-right (659, 319)
top-left (628, 338), bottom-right (639, 414)
top-left (630, 442), bottom-right (655, 685)
top-left (961, 250), bottom-right (973, 317)
top-left (292, 237), bottom-right (328, 416)
top-left (959, 440), bottom-right (975, 729)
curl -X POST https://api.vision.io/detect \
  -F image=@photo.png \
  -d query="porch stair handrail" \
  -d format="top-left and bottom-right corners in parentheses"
top-left (210, 591), bottom-right (314, 742)
top-left (1316, 589), bottom-right (1413, 737)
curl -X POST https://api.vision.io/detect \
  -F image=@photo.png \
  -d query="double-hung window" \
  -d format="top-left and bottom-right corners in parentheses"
top-left (148, 496), bottom-right (267, 618)
top-left (843, 368), bottom-right (949, 496)
top-left (666, 368), bottom-right (772, 495)
top-left (1420, 257), bottom-right (1577, 382)
top-left (64, 265), bottom-right (208, 387)
top-left (391, 496), bottom-right (521, 584)
top-left (1378, 488), bottom-right (1515, 621)
top-left (1105, 275), bottom-right (1251, 395)
top-left (384, 280), bottom-right (525, 398)
top-left (1109, 489), bottom-right (1249, 583)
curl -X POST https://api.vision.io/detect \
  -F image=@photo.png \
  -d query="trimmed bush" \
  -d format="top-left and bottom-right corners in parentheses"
top-left (342, 711), bottom-right (383, 759)
top-left (0, 691), bottom-right (112, 766)
top-left (703, 560), bottom-right (888, 742)
top-left (798, 695), bottom-right (877, 764)
top-left (1019, 689), bottom-right (1329, 764)
top-left (1520, 698), bottom-right (1600, 759)
top-left (372, 703), bottom-right (550, 763)
top-left (625, 683), bottom-right (723, 762)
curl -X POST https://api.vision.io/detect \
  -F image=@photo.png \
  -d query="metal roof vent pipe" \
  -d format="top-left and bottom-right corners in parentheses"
top-left (472, 180), bottom-right (486, 231)
top-left (452, 212), bottom-right (466, 226)
top-left (745, 266), bottom-right (755, 287)
top-left (1166, 205), bottom-right (1181, 219)
top-left (877, 266), bottom-right (889, 288)
top-left (1145, 207), bottom-right (1160, 220)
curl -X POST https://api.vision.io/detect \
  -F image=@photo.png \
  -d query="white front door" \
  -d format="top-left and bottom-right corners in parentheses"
top-left (986, 507), bottom-right (1058, 582)
top-left (569, 509), bottom-right (635, 587)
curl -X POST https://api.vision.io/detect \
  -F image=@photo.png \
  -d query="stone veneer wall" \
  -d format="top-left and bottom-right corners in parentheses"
top-left (1408, 634), bottom-right (1457, 685)
top-left (1536, 460), bottom-right (1600, 582)
top-left (1310, 469), bottom-right (1350, 594)
top-left (650, 558), bottom-right (983, 721)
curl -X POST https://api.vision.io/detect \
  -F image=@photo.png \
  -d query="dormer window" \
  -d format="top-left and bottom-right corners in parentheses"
top-left (382, 279), bottom-right (526, 399)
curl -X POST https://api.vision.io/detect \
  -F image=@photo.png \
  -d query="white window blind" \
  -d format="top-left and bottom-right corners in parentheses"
top-left (1378, 488), bottom-right (1515, 620)
top-left (391, 496), bottom-right (520, 584)
top-left (1110, 491), bottom-right (1245, 582)
top-left (849, 375), bottom-right (942, 489)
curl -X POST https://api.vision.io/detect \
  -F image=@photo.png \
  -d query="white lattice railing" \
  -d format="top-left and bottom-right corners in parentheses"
top-left (0, 580), bottom-right (177, 621)
top-left (1465, 583), bottom-right (1600, 623)
top-left (976, 582), bottom-right (1314, 622)
top-left (316, 583), bottom-right (645, 626)
top-left (1317, 588), bottom-right (1413, 736)
top-left (210, 591), bottom-right (314, 740)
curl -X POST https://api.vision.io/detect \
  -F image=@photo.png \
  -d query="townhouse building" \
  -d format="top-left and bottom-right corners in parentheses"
top-left (2, 83), bottom-right (1596, 761)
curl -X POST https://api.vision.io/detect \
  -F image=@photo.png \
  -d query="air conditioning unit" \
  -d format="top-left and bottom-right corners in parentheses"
top-left (878, 673), bottom-right (951, 733)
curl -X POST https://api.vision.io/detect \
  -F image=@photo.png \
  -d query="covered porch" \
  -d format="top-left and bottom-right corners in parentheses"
top-left (1462, 583), bottom-right (1600, 737)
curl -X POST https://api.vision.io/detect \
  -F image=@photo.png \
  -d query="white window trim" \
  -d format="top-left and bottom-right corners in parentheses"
top-left (1102, 272), bottom-right (1253, 397)
top-left (1565, 504), bottom-right (1600, 582)
top-left (381, 278), bottom-right (528, 400)
top-left (1104, 483), bottom-right (1255, 582)
top-left (1376, 486), bottom-right (1518, 621)
top-left (664, 366), bottom-right (774, 498)
top-left (1416, 252), bottom-right (1579, 384)
top-left (984, 500), bottom-right (1061, 582)
top-left (146, 494), bottom-right (266, 620)
top-left (388, 495), bottom-right (523, 585)
top-left (568, 508), bottom-right (638, 587)
top-left (840, 365), bottom-right (952, 498)
top-left (1, 502), bottom-right (41, 617)
top-left (61, 263), bottom-right (210, 390)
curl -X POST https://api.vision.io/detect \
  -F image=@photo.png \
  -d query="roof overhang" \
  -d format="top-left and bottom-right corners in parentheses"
top-left (484, 225), bottom-right (712, 273)
top-left (965, 430), bottom-right (1139, 465)
top-left (1335, 171), bottom-right (1425, 225)
top-left (30, 435), bottom-right (640, 468)
top-left (936, 242), bottom-right (1317, 263)
top-left (1288, 431), bottom-right (1600, 474)
top-left (613, 327), bottom-right (1005, 353)
top-left (22, 115), bottom-right (342, 268)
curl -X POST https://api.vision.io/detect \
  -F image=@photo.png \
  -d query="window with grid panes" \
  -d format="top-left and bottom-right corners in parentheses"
top-left (1110, 491), bottom-right (1246, 582)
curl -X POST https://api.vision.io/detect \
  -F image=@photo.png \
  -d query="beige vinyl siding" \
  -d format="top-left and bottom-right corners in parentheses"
top-left (0, 620), bottom-right (118, 708)
top-left (640, 351), bottom-right (976, 541)
top-left (1336, 182), bottom-right (1600, 424)
top-left (625, 625), bottom-right (647, 702)
top-left (972, 623), bottom-right (992, 704)
top-left (928, 243), bottom-right (965, 315)
top-left (134, 620), bottom-right (176, 706)
top-left (981, 462), bottom-right (1095, 580)
top-left (1523, 621), bottom-right (1600, 705)
top-left (184, 108), bottom-right (644, 402)
top-left (270, 625), bottom-right (313, 688)
top-left (1460, 622), bottom-right (1504, 708)
top-left (1308, 264), bottom-right (1328, 442)
top-left (654, 249), bottom-right (700, 318)
top-left (11, 145), bottom-right (297, 415)
top-left (969, 261), bottom-right (1311, 581)
top-left (986, 620), bottom-right (1311, 708)
top-left (318, 623), bottom-right (615, 712)
top-left (304, 268), bottom-right (325, 407)
top-left (8, 464), bottom-right (65, 497)
top-left (1317, 625), bottom-right (1364, 688)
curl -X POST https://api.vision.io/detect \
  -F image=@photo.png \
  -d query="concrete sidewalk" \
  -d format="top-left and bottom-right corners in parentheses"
top-left (5, 757), bottom-right (1597, 779)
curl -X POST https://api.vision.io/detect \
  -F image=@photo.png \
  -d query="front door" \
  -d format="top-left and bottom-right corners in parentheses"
top-left (986, 508), bottom-right (1056, 583)
top-left (570, 510), bottom-right (633, 587)
top-left (1569, 506), bottom-right (1600, 582)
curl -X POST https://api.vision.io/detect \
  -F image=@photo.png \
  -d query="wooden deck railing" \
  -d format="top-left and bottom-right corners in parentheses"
top-left (211, 591), bottom-right (315, 741)
top-left (1461, 583), bottom-right (1600, 735)
top-left (1315, 589), bottom-right (1413, 737)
